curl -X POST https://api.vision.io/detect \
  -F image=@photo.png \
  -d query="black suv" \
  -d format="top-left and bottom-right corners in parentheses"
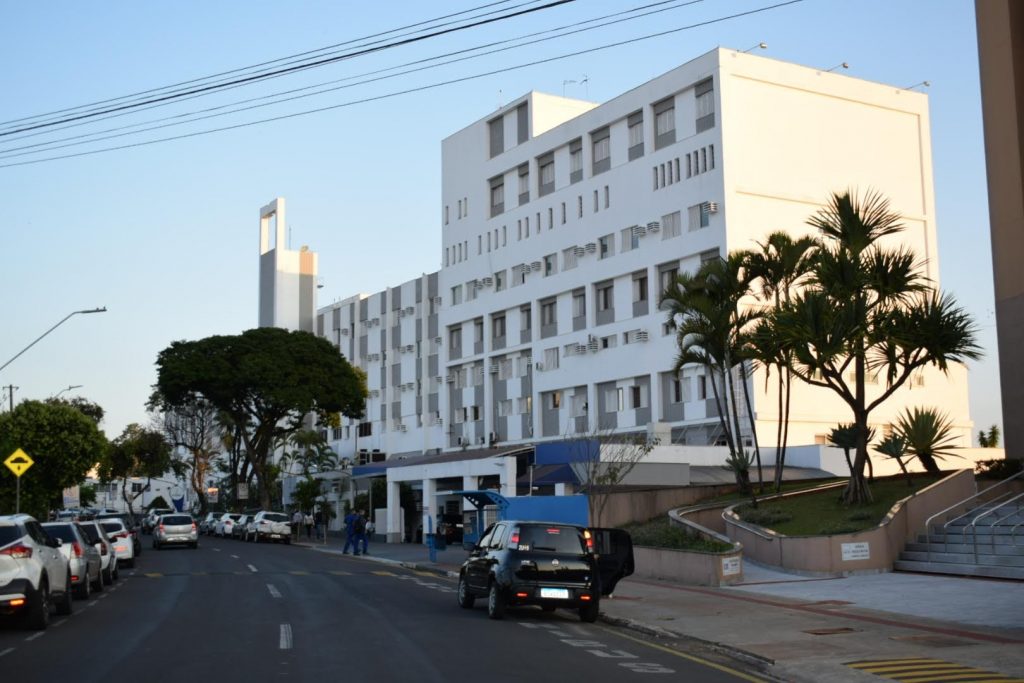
top-left (457, 520), bottom-right (633, 622)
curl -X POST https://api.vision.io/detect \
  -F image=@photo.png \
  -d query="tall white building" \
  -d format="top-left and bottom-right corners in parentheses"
top-left (259, 198), bottom-right (318, 333)
top-left (316, 47), bottom-right (973, 464)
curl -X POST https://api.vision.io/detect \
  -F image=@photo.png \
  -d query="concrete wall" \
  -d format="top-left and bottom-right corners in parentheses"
top-left (632, 545), bottom-right (744, 586)
top-left (595, 484), bottom-right (735, 527)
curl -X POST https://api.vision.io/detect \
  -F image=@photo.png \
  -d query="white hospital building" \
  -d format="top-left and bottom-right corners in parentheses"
top-left (297, 47), bottom-right (972, 477)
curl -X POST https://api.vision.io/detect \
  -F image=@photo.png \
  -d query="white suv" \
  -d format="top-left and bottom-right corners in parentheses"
top-left (0, 514), bottom-right (74, 630)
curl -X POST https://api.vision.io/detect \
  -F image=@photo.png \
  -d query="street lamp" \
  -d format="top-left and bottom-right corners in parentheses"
top-left (0, 307), bottom-right (107, 374)
top-left (53, 384), bottom-right (83, 398)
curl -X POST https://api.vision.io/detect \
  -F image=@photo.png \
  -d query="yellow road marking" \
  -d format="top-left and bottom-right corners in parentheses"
top-left (372, 571), bottom-right (396, 576)
top-left (846, 658), bottom-right (1023, 683)
top-left (850, 660), bottom-right (948, 668)
top-left (329, 571), bottom-right (351, 576)
top-left (144, 572), bottom-right (162, 578)
top-left (860, 663), bottom-right (981, 673)
top-left (412, 570), bottom-right (435, 577)
top-left (596, 625), bottom-right (766, 682)
top-left (895, 675), bottom-right (1012, 683)
top-left (289, 571), bottom-right (310, 576)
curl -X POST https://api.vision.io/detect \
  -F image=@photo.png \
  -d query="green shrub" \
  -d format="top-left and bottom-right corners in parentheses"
top-left (846, 510), bottom-right (874, 522)
top-left (975, 458), bottom-right (1023, 479)
top-left (818, 522), bottom-right (863, 535)
top-left (739, 506), bottom-right (793, 527)
top-left (624, 517), bottom-right (733, 552)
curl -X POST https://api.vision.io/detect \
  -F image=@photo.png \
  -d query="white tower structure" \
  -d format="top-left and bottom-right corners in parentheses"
top-left (258, 197), bottom-right (318, 332)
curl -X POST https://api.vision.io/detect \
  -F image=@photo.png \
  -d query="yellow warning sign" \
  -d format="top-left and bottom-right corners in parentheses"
top-left (4, 449), bottom-right (34, 477)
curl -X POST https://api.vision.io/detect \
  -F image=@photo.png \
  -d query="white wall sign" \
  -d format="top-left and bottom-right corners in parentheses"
top-left (237, 483), bottom-right (249, 500)
top-left (721, 556), bottom-right (741, 576)
top-left (841, 542), bottom-right (870, 561)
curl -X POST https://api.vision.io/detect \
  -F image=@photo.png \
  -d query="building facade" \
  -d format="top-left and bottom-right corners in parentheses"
top-left (316, 47), bottom-right (973, 467)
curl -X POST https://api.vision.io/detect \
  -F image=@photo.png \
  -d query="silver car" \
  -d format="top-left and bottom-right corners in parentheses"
top-left (152, 514), bottom-right (198, 550)
top-left (78, 521), bottom-right (118, 585)
top-left (40, 522), bottom-right (102, 600)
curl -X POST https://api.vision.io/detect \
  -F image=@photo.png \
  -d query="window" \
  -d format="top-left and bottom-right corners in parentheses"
top-left (451, 285), bottom-right (463, 306)
top-left (569, 138), bottom-right (583, 183)
top-left (577, 195), bottom-right (583, 218)
top-left (544, 347), bottom-right (559, 370)
top-left (521, 306), bottom-right (532, 332)
top-left (548, 207), bottom-right (553, 230)
top-left (571, 394), bottom-right (588, 418)
top-left (572, 291), bottom-right (586, 318)
top-left (605, 387), bottom-right (624, 412)
top-left (688, 204), bottom-right (709, 232)
top-left (477, 236), bottom-right (482, 256)
top-left (541, 300), bottom-right (557, 326)
top-left (695, 79), bottom-right (715, 132)
top-left (593, 190), bottom-right (599, 213)
top-left (544, 253), bottom-right (557, 276)
top-left (630, 385), bottom-right (644, 409)
top-left (502, 225), bottom-right (507, 246)
top-left (708, 144), bottom-right (715, 170)
top-left (519, 396), bottom-right (533, 414)
top-left (547, 391), bottom-right (561, 409)
top-left (516, 102), bottom-right (528, 144)
top-left (492, 315), bottom-right (506, 339)
top-left (466, 280), bottom-right (477, 301)
top-left (671, 377), bottom-right (683, 403)
top-left (498, 399), bottom-right (513, 417)
top-left (604, 185), bottom-right (610, 209)
top-left (561, 202), bottom-right (566, 224)
top-left (662, 210), bottom-right (682, 239)
top-left (489, 176), bottom-right (504, 217)
top-left (697, 375), bottom-right (707, 400)
top-left (654, 96), bottom-right (676, 149)
top-left (591, 127), bottom-right (610, 175)
top-left (499, 358), bottom-right (513, 379)
top-left (494, 270), bottom-right (506, 292)
top-left (700, 248), bottom-right (720, 264)
top-left (627, 110), bottom-right (644, 160)
top-left (633, 274), bottom-right (648, 303)
top-left (598, 234), bottom-right (613, 259)
top-left (444, 205), bottom-right (449, 225)
top-left (563, 247), bottom-right (578, 271)
top-left (538, 153), bottom-right (554, 196)
top-left (518, 164), bottom-right (529, 204)
top-left (596, 282), bottom-right (614, 312)
top-left (474, 319), bottom-right (484, 344)
top-left (601, 335), bottom-right (617, 349)
top-left (489, 117), bottom-right (504, 157)
top-left (449, 326), bottom-right (461, 349)
top-left (621, 227), bottom-right (638, 251)
top-left (659, 263), bottom-right (679, 303)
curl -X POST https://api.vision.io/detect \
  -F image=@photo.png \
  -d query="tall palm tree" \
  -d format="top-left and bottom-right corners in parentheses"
top-left (894, 407), bottom-right (961, 475)
top-left (772, 190), bottom-right (981, 504)
top-left (744, 232), bottom-right (818, 491)
top-left (663, 253), bottom-right (762, 491)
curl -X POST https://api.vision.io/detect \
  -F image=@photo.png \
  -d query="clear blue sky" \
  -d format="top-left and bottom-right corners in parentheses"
top-left (0, 0), bottom-right (999, 442)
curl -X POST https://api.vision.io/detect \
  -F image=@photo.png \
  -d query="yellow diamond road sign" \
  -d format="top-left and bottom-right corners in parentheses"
top-left (5, 449), bottom-right (34, 477)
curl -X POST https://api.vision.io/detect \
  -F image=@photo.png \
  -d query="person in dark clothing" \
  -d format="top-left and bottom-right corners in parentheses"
top-left (342, 509), bottom-right (359, 554)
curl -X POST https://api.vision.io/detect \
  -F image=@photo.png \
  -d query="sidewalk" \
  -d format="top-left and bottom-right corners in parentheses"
top-left (296, 535), bottom-right (1024, 682)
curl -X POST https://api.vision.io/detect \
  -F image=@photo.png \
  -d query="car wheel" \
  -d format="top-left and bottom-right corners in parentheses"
top-left (24, 580), bottom-right (50, 630)
top-left (92, 570), bottom-right (104, 593)
top-left (579, 599), bottom-right (600, 623)
top-left (55, 576), bottom-right (74, 615)
top-left (487, 582), bottom-right (505, 620)
top-left (457, 575), bottom-right (475, 609)
top-left (284, 538), bottom-right (291, 545)
top-left (74, 573), bottom-right (90, 600)
top-left (102, 566), bottom-right (113, 586)
top-left (254, 533), bottom-right (260, 544)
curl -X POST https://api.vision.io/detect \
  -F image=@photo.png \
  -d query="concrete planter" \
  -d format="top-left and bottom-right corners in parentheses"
top-left (632, 544), bottom-right (744, 587)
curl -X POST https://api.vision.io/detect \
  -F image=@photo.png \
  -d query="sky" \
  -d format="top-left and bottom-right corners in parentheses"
top-left (0, 0), bottom-right (1000, 442)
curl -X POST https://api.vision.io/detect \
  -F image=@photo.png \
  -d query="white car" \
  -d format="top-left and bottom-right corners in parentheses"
top-left (41, 522), bottom-right (102, 600)
top-left (98, 519), bottom-right (136, 568)
top-left (214, 513), bottom-right (243, 538)
top-left (152, 514), bottom-right (199, 549)
top-left (247, 511), bottom-right (291, 544)
top-left (78, 521), bottom-right (118, 585)
top-left (0, 514), bottom-right (74, 630)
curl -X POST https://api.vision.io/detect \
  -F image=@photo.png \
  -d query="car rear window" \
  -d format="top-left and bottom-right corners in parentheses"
top-left (263, 514), bottom-right (288, 523)
top-left (162, 516), bottom-right (192, 525)
top-left (0, 526), bottom-right (23, 546)
top-left (80, 525), bottom-right (102, 543)
top-left (43, 525), bottom-right (77, 543)
top-left (101, 522), bottom-right (125, 534)
top-left (516, 525), bottom-right (585, 553)
top-left (229, 514), bottom-right (242, 521)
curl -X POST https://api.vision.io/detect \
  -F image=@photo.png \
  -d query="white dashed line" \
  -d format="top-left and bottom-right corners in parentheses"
top-left (212, 548), bottom-right (221, 552)
top-left (87, 600), bottom-right (99, 607)
top-left (279, 624), bottom-right (292, 650)
top-left (25, 632), bottom-right (45, 642)
top-left (248, 564), bottom-right (258, 573)
top-left (0, 647), bottom-right (13, 658)
top-left (99, 593), bottom-right (109, 599)
top-left (267, 584), bottom-right (281, 598)
top-left (231, 554), bottom-right (239, 559)
top-left (53, 619), bottom-right (68, 628)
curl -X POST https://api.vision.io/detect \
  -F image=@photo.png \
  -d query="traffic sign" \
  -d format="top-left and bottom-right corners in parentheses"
top-left (4, 449), bottom-right (33, 477)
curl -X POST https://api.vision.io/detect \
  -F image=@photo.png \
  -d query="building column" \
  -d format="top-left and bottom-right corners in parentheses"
top-left (587, 383), bottom-right (599, 432)
top-left (499, 457), bottom-right (517, 498)
top-left (386, 479), bottom-right (402, 543)
top-left (648, 371), bottom-right (662, 431)
top-left (421, 477), bottom-right (437, 545)
top-left (462, 475), bottom-right (477, 511)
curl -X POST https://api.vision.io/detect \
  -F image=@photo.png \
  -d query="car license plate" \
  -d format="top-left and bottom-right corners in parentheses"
top-left (540, 588), bottom-right (570, 599)
top-left (271, 534), bottom-right (280, 538)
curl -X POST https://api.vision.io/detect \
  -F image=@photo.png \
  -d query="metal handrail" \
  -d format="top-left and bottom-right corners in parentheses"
top-left (1012, 520), bottom-right (1024, 549)
top-left (966, 491), bottom-right (1024, 563)
top-left (923, 469), bottom-right (1024, 561)
top-left (986, 500), bottom-right (1024, 555)
top-left (943, 490), bottom-right (1016, 552)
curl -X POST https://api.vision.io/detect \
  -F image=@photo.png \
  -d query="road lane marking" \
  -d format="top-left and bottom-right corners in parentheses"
top-left (267, 584), bottom-right (281, 598)
top-left (248, 564), bottom-right (258, 573)
top-left (213, 548), bottom-right (221, 552)
top-left (87, 600), bottom-right (98, 607)
top-left (279, 624), bottom-right (292, 650)
top-left (145, 573), bottom-right (162, 578)
top-left (289, 570), bottom-right (309, 576)
top-left (596, 626), bottom-right (765, 682)
top-left (372, 571), bottom-right (396, 576)
top-left (0, 648), bottom-right (13, 658)
top-left (231, 554), bottom-right (239, 559)
top-left (328, 571), bottom-right (351, 576)
top-left (99, 593), bottom-right (109, 599)
top-left (53, 619), bottom-right (68, 628)
top-left (25, 632), bottom-right (45, 642)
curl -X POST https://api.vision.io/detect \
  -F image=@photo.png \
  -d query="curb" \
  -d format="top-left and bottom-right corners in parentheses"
top-left (303, 542), bottom-right (460, 578)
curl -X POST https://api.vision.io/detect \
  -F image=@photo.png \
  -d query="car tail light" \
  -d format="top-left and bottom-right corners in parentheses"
top-left (0, 544), bottom-right (32, 559)
top-left (583, 529), bottom-right (594, 553)
top-left (191, 523), bottom-right (197, 532)
top-left (72, 575), bottom-right (80, 582)
top-left (72, 541), bottom-right (83, 558)
top-left (509, 527), bottom-right (520, 549)
top-left (9, 598), bottom-right (25, 607)
top-left (158, 524), bottom-right (165, 533)
top-left (515, 592), bottom-right (528, 598)
top-left (580, 595), bottom-right (592, 601)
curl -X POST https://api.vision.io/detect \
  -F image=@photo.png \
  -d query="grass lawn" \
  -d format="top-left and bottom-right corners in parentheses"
top-left (696, 477), bottom-right (845, 507)
top-left (624, 516), bottom-right (734, 552)
top-left (736, 474), bottom-right (943, 536)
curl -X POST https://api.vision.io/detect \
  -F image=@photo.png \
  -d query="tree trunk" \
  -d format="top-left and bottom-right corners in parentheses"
top-left (841, 413), bottom-right (874, 505)
top-left (739, 362), bottom-right (763, 491)
top-left (773, 371), bottom-right (785, 492)
top-left (897, 458), bottom-right (913, 487)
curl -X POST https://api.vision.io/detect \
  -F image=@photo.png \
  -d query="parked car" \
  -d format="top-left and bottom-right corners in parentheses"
top-left (96, 512), bottom-right (142, 556)
top-left (214, 513), bottom-right (243, 538)
top-left (199, 512), bottom-right (220, 536)
top-left (457, 521), bottom-right (633, 622)
top-left (78, 521), bottom-right (118, 585)
top-left (231, 515), bottom-right (252, 540)
top-left (0, 514), bottom-right (74, 630)
top-left (41, 522), bottom-right (102, 599)
top-left (152, 514), bottom-right (199, 550)
top-left (98, 519), bottom-right (136, 568)
top-left (247, 511), bottom-right (291, 543)
top-left (143, 508), bottom-right (175, 534)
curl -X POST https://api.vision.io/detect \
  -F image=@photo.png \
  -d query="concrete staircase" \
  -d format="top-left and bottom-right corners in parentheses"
top-left (895, 501), bottom-right (1024, 580)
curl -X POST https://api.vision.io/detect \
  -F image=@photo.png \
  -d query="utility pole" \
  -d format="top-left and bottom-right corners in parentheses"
top-left (3, 385), bottom-right (17, 412)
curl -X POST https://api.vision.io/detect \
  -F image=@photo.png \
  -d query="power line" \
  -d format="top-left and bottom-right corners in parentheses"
top-left (0, 0), bottom-right (700, 159)
top-left (0, 0), bottom-right (526, 131)
top-left (0, 0), bottom-right (576, 137)
top-left (0, 0), bottom-right (805, 169)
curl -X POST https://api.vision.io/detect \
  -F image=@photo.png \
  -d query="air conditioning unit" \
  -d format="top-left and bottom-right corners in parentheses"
top-left (405, 306), bottom-right (415, 315)
top-left (398, 424), bottom-right (407, 432)
top-left (434, 297), bottom-right (442, 306)
top-left (434, 336), bottom-right (442, 345)
top-left (405, 344), bottom-right (415, 353)
top-left (704, 201), bottom-right (719, 214)
top-left (573, 246), bottom-right (586, 257)
top-left (481, 277), bottom-right (493, 287)
top-left (340, 329), bottom-right (349, 336)
top-left (576, 343), bottom-right (587, 355)
top-left (635, 330), bottom-right (649, 343)
top-left (446, 374), bottom-right (456, 383)
top-left (489, 363), bottom-right (499, 373)
top-left (436, 417), bottom-right (444, 426)
top-left (370, 389), bottom-right (380, 398)
top-left (473, 280), bottom-right (484, 290)
top-left (530, 261), bottom-right (542, 272)
top-left (588, 338), bottom-right (600, 352)
top-left (647, 220), bottom-right (661, 233)
top-left (534, 362), bottom-right (544, 371)
top-left (435, 375), bottom-right (443, 383)
top-left (585, 242), bottom-right (597, 253)
top-left (631, 224), bottom-right (646, 237)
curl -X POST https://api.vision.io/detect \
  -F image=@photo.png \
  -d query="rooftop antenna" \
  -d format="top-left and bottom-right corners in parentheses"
top-left (580, 74), bottom-right (589, 98)
top-left (562, 79), bottom-right (576, 97)
top-left (741, 42), bottom-right (767, 53)
top-left (904, 80), bottom-right (931, 90)
top-left (497, 89), bottom-right (503, 109)
top-left (824, 62), bottom-right (849, 73)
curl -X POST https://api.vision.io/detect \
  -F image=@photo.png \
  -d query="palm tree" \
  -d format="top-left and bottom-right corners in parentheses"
top-left (663, 253), bottom-right (762, 492)
top-left (875, 434), bottom-right (912, 487)
top-left (894, 407), bottom-right (961, 475)
top-left (771, 190), bottom-right (981, 504)
top-left (282, 428), bottom-right (338, 477)
top-left (829, 423), bottom-right (876, 482)
top-left (744, 232), bottom-right (818, 491)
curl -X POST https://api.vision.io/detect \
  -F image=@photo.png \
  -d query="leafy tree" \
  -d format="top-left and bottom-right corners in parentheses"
top-left (568, 431), bottom-right (656, 525)
top-left (291, 477), bottom-right (324, 514)
top-left (768, 191), bottom-right (980, 504)
top-left (744, 232), bottom-right (818, 492)
top-left (78, 483), bottom-right (97, 508)
top-left (894, 407), bottom-right (961, 475)
top-left (155, 328), bottom-right (367, 510)
top-left (875, 434), bottom-right (912, 487)
top-left (282, 429), bottom-right (338, 477)
top-left (0, 400), bottom-right (107, 518)
top-left (663, 253), bottom-right (762, 494)
top-left (45, 396), bottom-right (105, 425)
top-left (148, 391), bottom-right (221, 516)
top-left (978, 425), bottom-right (1001, 448)
top-left (829, 424), bottom-right (875, 483)
top-left (98, 423), bottom-right (173, 518)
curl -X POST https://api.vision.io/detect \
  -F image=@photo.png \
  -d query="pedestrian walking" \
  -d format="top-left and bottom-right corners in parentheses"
top-left (342, 508), bottom-right (358, 554)
top-left (291, 509), bottom-right (303, 542)
top-left (353, 509), bottom-right (367, 556)
top-left (363, 515), bottom-right (375, 555)
top-left (304, 512), bottom-right (314, 539)
top-left (314, 509), bottom-right (325, 540)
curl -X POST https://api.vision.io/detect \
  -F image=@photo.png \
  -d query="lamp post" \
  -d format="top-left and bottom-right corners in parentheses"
top-left (0, 307), bottom-right (108, 375)
top-left (53, 384), bottom-right (83, 398)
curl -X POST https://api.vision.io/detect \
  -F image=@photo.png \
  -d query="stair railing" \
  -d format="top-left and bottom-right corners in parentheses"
top-left (967, 491), bottom-right (1024, 563)
top-left (986, 499), bottom-right (1024, 555)
top-left (923, 469), bottom-right (1024, 561)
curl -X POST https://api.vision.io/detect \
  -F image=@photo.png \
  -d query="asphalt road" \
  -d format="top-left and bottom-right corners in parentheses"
top-left (0, 536), bottom-right (766, 682)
